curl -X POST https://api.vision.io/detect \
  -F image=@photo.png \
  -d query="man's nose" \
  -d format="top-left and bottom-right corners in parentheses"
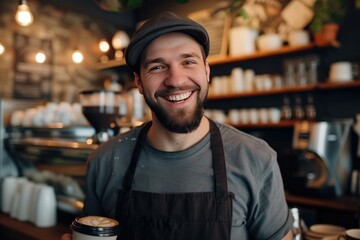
top-left (164, 66), bottom-right (187, 87)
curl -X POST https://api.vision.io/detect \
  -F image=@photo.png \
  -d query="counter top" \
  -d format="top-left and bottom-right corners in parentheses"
top-left (0, 211), bottom-right (73, 240)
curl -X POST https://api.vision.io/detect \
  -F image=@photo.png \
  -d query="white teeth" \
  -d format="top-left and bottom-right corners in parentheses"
top-left (167, 91), bottom-right (192, 102)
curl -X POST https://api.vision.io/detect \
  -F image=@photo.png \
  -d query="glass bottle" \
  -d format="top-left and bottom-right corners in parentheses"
top-left (281, 95), bottom-right (292, 120)
top-left (291, 208), bottom-right (302, 240)
top-left (283, 59), bottom-right (296, 87)
top-left (305, 94), bottom-right (316, 120)
top-left (293, 95), bottom-right (304, 120)
top-left (306, 55), bottom-right (319, 85)
top-left (296, 60), bottom-right (307, 86)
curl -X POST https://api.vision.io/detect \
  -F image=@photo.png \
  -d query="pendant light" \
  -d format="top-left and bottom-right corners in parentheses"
top-left (99, 38), bottom-right (110, 63)
top-left (72, 49), bottom-right (84, 64)
top-left (112, 31), bottom-right (129, 61)
top-left (0, 42), bottom-right (5, 55)
top-left (15, 0), bottom-right (34, 27)
top-left (35, 51), bottom-right (46, 63)
top-left (99, 39), bottom-right (110, 53)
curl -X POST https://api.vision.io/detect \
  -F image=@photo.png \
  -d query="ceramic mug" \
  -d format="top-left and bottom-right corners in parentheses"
top-left (310, 224), bottom-right (346, 236)
top-left (267, 108), bottom-right (281, 123)
top-left (229, 26), bottom-right (258, 55)
top-left (231, 68), bottom-right (245, 93)
top-left (288, 30), bottom-right (310, 46)
top-left (249, 108), bottom-right (259, 124)
top-left (257, 33), bottom-right (283, 51)
top-left (258, 108), bottom-right (269, 124)
top-left (329, 62), bottom-right (358, 82)
top-left (228, 109), bottom-right (240, 124)
top-left (338, 229), bottom-right (360, 240)
top-left (239, 109), bottom-right (250, 124)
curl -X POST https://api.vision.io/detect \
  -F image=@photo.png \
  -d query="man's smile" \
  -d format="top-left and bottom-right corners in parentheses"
top-left (164, 91), bottom-right (193, 102)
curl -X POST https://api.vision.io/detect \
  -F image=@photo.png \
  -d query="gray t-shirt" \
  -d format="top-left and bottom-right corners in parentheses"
top-left (83, 122), bottom-right (293, 239)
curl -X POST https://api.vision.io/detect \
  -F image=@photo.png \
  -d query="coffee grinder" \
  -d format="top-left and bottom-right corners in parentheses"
top-left (79, 90), bottom-right (128, 144)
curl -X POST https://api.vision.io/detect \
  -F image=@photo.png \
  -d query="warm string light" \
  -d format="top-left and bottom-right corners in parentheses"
top-left (15, 0), bottom-right (34, 27)
top-left (72, 49), bottom-right (84, 63)
top-left (97, 32), bottom-right (130, 63)
top-left (35, 51), bottom-right (46, 63)
top-left (99, 39), bottom-right (110, 63)
top-left (99, 39), bottom-right (110, 52)
top-left (0, 43), bottom-right (5, 55)
top-left (71, 29), bottom-right (84, 63)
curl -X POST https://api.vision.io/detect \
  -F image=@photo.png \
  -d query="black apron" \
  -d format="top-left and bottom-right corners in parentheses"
top-left (116, 120), bottom-right (234, 240)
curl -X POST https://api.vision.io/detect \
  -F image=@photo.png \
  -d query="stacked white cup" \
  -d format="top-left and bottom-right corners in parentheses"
top-left (1, 177), bottom-right (57, 228)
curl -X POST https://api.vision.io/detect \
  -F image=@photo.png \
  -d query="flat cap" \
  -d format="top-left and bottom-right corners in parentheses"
top-left (125, 11), bottom-right (210, 72)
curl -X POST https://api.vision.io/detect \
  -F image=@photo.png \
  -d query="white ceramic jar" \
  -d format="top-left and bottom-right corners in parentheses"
top-left (257, 33), bottom-right (283, 51)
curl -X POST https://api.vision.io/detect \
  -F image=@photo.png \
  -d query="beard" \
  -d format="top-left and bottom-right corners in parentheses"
top-left (143, 87), bottom-right (208, 133)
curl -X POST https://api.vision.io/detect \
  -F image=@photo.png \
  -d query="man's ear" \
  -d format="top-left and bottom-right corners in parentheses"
top-left (134, 72), bottom-right (144, 94)
top-left (205, 61), bottom-right (210, 82)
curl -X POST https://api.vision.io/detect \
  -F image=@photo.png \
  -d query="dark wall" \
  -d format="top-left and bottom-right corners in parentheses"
top-left (318, 0), bottom-right (360, 80)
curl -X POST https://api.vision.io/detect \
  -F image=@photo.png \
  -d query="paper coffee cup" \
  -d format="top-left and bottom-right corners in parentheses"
top-left (71, 216), bottom-right (119, 240)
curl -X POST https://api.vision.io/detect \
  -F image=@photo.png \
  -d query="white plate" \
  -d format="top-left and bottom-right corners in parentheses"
top-left (305, 232), bottom-right (339, 240)
top-left (306, 230), bottom-right (331, 238)
top-left (310, 224), bottom-right (346, 235)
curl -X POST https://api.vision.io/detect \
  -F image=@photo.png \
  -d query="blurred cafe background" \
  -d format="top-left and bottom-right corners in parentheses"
top-left (0, 0), bottom-right (360, 239)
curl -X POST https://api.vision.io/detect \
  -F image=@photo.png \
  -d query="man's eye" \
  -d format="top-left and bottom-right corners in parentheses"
top-left (149, 65), bottom-right (164, 71)
top-left (184, 60), bottom-right (196, 65)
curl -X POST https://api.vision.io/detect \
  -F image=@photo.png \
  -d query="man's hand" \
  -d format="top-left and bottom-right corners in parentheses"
top-left (60, 233), bottom-right (72, 240)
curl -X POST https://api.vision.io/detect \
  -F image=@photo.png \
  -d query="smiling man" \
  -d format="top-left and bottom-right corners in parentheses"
top-left (61, 11), bottom-right (293, 240)
top-left (139, 32), bottom-right (208, 133)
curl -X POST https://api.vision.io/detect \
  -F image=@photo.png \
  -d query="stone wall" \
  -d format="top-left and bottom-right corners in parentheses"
top-left (0, 0), bottom-right (119, 102)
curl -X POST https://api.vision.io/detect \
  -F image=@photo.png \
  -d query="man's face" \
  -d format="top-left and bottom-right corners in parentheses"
top-left (135, 32), bottom-right (210, 133)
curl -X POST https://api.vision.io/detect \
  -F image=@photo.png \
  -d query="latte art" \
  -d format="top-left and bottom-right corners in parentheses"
top-left (71, 216), bottom-right (120, 239)
top-left (78, 216), bottom-right (118, 227)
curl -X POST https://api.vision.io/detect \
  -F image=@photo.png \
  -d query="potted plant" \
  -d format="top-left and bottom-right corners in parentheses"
top-left (309, 0), bottom-right (346, 47)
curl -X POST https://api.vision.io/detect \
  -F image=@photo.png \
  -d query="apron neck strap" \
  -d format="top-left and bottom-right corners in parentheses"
top-left (123, 121), bottom-right (152, 189)
top-left (209, 119), bottom-right (228, 199)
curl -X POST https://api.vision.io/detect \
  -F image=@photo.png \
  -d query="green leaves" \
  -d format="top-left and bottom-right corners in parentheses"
top-left (310, 0), bottom-right (346, 33)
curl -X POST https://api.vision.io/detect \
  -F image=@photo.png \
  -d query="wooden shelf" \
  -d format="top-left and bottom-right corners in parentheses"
top-left (228, 120), bottom-right (305, 128)
top-left (207, 81), bottom-right (360, 100)
top-left (94, 44), bottom-right (316, 70)
top-left (208, 84), bottom-right (317, 100)
top-left (286, 192), bottom-right (359, 213)
top-left (208, 43), bottom-right (315, 66)
top-left (318, 80), bottom-right (360, 89)
top-left (36, 163), bottom-right (87, 177)
top-left (95, 59), bottom-right (126, 70)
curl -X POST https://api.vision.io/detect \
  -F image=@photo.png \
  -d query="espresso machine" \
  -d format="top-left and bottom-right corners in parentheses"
top-left (1, 94), bottom-right (127, 215)
top-left (279, 120), bottom-right (353, 197)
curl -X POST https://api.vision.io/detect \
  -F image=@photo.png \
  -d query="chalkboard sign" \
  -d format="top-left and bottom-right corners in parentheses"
top-left (13, 33), bottom-right (53, 99)
top-left (188, 10), bottom-right (230, 60)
